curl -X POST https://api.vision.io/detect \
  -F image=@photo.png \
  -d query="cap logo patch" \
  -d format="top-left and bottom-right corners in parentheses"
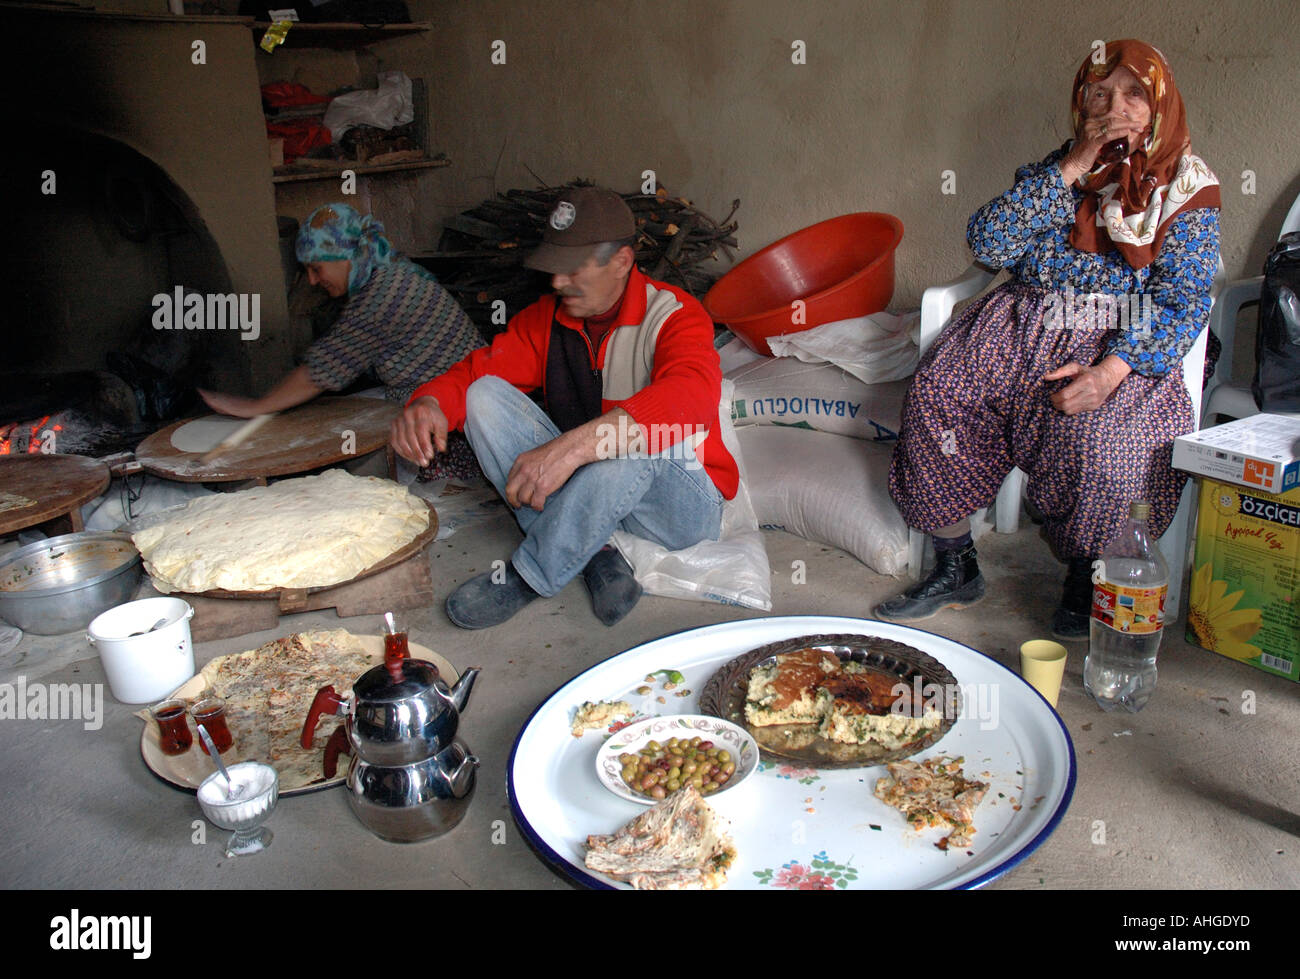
top-left (550, 201), bottom-right (576, 231)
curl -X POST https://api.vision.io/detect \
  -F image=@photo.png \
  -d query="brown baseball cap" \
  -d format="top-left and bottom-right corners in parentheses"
top-left (524, 186), bottom-right (636, 274)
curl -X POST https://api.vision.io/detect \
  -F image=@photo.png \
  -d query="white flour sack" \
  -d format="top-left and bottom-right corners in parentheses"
top-left (739, 426), bottom-right (910, 576)
top-left (726, 358), bottom-right (909, 441)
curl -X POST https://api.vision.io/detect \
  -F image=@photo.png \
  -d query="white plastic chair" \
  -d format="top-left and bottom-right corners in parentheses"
top-left (1201, 191), bottom-right (1300, 424)
top-left (907, 259), bottom-right (1224, 619)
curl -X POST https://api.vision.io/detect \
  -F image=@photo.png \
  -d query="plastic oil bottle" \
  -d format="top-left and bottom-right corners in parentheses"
top-left (1084, 501), bottom-right (1169, 712)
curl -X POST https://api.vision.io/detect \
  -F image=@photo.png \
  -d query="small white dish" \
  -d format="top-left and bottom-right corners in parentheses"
top-left (594, 714), bottom-right (758, 806)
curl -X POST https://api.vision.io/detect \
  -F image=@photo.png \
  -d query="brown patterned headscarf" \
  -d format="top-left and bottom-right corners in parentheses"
top-left (1067, 39), bottom-right (1220, 269)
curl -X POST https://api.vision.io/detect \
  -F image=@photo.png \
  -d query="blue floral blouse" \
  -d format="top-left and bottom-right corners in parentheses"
top-left (966, 147), bottom-right (1220, 378)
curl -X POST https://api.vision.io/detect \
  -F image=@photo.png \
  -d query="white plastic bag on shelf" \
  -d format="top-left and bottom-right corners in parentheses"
top-left (324, 71), bottom-right (414, 140)
top-left (766, 310), bottom-right (920, 385)
top-left (613, 380), bottom-right (772, 610)
top-left (727, 358), bottom-right (909, 442)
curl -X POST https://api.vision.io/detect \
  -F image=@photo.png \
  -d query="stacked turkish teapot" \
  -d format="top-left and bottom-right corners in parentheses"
top-left (300, 618), bottom-right (481, 843)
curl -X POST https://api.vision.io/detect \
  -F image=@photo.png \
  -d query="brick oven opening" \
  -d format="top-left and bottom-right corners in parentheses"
top-left (6, 126), bottom-right (237, 458)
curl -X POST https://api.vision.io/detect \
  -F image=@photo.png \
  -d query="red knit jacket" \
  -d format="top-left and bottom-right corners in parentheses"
top-left (408, 267), bottom-right (739, 500)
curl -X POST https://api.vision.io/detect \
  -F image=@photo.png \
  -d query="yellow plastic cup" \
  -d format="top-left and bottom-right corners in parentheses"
top-left (1020, 640), bottom-right (1069, 708)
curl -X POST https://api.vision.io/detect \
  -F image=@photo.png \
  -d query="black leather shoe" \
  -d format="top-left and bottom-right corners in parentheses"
top-left (582, 546), bottom-right (643, 626)
top-left (1052, 557), bottom-right (1094, 641)
top-left (445, 563), bottom-right (540, 629)
top-left (874, 544), bottom-right (985, 621)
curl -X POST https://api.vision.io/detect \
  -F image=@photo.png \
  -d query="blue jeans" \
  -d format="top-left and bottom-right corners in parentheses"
top-left (462, 376), bottom-right (723, 597)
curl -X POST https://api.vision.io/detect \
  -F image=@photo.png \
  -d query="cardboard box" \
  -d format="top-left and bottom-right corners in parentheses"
top-left (1172, 413), bottom-right (1300, 495)
top-left (1185, 478), bottom-right (1300, 682)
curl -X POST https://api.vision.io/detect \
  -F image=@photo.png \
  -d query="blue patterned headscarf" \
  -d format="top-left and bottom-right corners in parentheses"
top-left (296, 203), bottom-right (393, 295)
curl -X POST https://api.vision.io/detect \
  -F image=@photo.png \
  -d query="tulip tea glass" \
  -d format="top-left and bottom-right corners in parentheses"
top-left (190, 697), bottom-right (234, 755)
top-left (150, 698), bottom-right (193, 756)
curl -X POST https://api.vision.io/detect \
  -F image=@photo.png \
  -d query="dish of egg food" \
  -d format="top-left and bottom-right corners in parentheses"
top-left (699, 635), bottom-right (959, 768)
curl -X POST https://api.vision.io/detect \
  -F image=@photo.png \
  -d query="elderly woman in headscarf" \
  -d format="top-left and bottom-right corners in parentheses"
top-left (200, 203), bottom-right (482, 415)
top-left (876, 39), bottom-right (1221, 639)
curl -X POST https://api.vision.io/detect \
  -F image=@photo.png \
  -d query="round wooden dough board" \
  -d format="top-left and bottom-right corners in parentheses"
top-left (135, 397), bottom-right (398, 483)
top-left (169, 416), bottom-right (250, 453)
top-left (0, 454), bottom-right (110, 535)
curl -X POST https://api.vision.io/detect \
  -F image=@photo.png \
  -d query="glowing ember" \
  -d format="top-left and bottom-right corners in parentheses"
top-left (0, 416), bottom-right (62, 455)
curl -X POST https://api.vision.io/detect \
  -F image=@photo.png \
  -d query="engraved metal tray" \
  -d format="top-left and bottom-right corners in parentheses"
top-left (698, 633), bottom-right (959, 769)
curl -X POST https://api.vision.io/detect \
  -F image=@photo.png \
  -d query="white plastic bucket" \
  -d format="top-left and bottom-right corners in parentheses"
top-left (87, 597), bottom-right (196, 704)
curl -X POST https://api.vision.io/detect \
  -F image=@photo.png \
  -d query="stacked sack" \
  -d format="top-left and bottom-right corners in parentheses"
top-left (722, 312), bottom-right (918, 576)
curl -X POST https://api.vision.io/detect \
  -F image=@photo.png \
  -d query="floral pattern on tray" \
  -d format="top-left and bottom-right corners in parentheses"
top-left (758, 759), bottom-right (821, 785)
top-left (754, 851), bottom-right (860, 890)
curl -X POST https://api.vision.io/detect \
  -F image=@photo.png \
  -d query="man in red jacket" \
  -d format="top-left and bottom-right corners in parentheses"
top-left (391, 187), bottom-right (739, 629)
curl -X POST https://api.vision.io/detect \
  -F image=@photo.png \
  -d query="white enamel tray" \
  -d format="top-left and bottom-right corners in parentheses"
top-left (508, 616), bottom-right (1075, 890)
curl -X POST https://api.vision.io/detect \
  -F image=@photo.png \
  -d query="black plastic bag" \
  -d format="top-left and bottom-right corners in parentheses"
top-left (1253, 231), bottom-right (1300, 412)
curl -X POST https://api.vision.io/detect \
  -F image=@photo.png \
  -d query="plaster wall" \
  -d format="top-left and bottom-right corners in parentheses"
top-left (6, 0), bottom-right (1296, 389)
top-left (405, 0), bottom-right (1298, 306)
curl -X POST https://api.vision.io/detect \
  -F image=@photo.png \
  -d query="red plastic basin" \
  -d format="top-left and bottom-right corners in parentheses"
top-left (704, 212), bottom-right (903, 356)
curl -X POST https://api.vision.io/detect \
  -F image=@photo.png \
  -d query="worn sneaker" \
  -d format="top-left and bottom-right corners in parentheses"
top-left (582, 546), bottom-right (643, 626)
top-left (445, 563), bottom-right (539, 629)
top-left (874, 544), bottom-right (985, 621)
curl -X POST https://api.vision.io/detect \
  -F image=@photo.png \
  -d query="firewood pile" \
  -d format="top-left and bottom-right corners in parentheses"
top-left (422, 180), bottom-right (740, 336)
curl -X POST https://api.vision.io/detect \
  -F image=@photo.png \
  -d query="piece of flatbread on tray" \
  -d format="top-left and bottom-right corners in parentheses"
top-left (195, 628), bottom-right (374, 790)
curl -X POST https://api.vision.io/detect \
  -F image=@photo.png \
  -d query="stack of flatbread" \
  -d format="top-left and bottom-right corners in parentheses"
top-left (132, 469), bottom-right (429, 593)
top-left (585, 785), bottom-right (737, 889)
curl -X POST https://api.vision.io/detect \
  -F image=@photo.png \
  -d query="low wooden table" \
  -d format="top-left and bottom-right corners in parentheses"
top-left (0, 454), bottom-right (111, 536)
top-left (133, 397), bottom-right (399, 485)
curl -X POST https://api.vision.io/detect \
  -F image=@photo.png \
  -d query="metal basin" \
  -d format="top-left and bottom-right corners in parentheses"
top-left (0, 532), bottom-right (143, 635)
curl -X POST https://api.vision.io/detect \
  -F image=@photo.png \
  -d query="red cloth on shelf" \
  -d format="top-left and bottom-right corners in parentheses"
top-left (261, 82), bottom-right (332, 108)
top-left (266, 119), bottom-right (333, 162)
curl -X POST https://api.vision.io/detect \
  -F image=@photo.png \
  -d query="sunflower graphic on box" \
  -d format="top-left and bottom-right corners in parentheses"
top-left (1211, 486), bottom-right (1241, 518)
top-left (1187, 562), bottom-right (1264, 662)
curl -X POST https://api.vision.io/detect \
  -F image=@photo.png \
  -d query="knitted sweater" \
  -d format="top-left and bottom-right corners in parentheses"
top-left (304, 258), bottom-right (482, 403)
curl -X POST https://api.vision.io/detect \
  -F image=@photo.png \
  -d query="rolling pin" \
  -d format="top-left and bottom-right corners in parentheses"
top-left (198, 413), bottom-right (276, 464)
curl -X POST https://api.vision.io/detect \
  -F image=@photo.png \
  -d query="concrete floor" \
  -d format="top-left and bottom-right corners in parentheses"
top-left (1, 506), bottom-right (1296, 890)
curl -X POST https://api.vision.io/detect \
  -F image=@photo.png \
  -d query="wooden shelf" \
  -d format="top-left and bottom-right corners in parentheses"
top-left (253, 20), bottom-right (430, 48)
top-left (271, 155), bottom-right (450, 184)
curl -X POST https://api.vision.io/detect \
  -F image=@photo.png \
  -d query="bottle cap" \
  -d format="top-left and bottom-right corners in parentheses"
top-left (1129, 501), bottom-right (1151, 521)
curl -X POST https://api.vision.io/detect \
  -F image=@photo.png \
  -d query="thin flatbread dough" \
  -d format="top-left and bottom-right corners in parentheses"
top-left (132, 469), bottom-right (430, 593)
top-left (170, 415), bottom-right (250, 453)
